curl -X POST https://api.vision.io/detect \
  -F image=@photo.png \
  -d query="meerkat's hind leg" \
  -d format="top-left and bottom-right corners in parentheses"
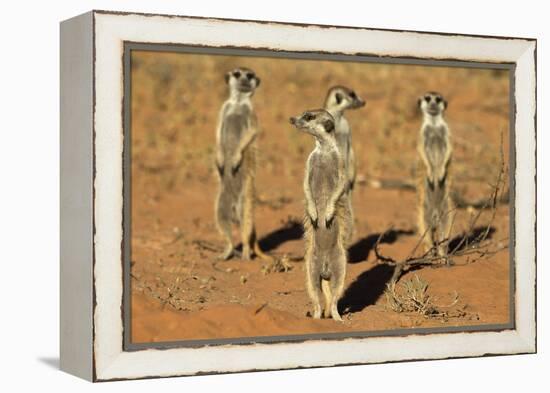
top-left (344, 194), bottom-right (354, 247)
top-left (439, 206), bottom-right (455, 266)
top-left (418, 184), bottom-right (432, 255)
top-left (321, 279), bottom-right (332, 318)
top-left (239, 178), bottom-right (255, 261)
top-left (445, 215), bottom-right (456, 266)
top-left (418, 203), bottom-right (435, 256)
top-left (306, 255), bottom-right (323, 319)
top-left (217, 222), bottom-right (235, 260)
top-left (217, 229), bottom-right (235, 260)
top-left (308, 280), bottom-right (323, 319)
top-left (251, 229), bottom-right (275, 262)
top-left (216, 191), bottom-right (236, 260)
top-left (329, 255), bottom-right (346, 322)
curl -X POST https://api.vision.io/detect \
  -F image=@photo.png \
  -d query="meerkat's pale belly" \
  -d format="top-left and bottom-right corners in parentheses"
top-left (309, 156), bottom-right (340, 250)
top-left (220, 113), bottom-right (248, 198)
top-left (221, 113), bottom-right (247, 160)
top-left (423, 126), bottom-right (448, 170)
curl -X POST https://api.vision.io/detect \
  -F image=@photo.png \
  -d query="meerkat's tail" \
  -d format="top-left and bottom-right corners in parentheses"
top-left (321, 279), bottom-right (332, 318)
top-left (253, 241), bottom-right (274, 261)
top-left (251, 228), bottom-right (275, 261)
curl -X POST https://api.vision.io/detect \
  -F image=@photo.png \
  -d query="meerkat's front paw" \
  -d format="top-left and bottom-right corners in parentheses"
top-left (230, 153), bottom-right (243, 174)
top-left (307, 207), bottom-right (318, 228)
top-left (427, 176), bottom-right (436, 190)
top-left (311, 217), bottom-right (318, 228)
top-left (325, 205), bottom-right (336, 228)
top-left (436, 170), bottom-right (447, 187)
top-left (215, 153), bottom-right (225, 174)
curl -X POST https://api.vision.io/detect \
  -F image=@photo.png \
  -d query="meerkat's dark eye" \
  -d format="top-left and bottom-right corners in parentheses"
top-left (233, 71), bottom-right (241, 78)
top-left (303, 113), bottom-right (315, 121)
top-left (246, 72), bottom-right (254, 80)
top-left (435, 96), bottom-right (442, 104)
top-left (424, 95), bottom-right (431, 103)
top-left (323, 119), bottom-right (334, 133)
top-left (349, 91), bottom-right (357, 99)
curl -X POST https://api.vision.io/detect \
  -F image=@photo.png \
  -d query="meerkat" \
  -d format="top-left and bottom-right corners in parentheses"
top-left (417, 91), bottom-right (454, 262)
top-left (324, 86), bottom-right (365, 245)
top-left (290, 109), bottom-right (349, 322)
top-left (214, 67), bottom-right (271, 261)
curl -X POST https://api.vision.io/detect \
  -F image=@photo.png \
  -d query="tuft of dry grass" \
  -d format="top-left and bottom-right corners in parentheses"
top-left (261, 255), bottom-right (293, 274)
top-left (384, 275), bottom-right (469, 321)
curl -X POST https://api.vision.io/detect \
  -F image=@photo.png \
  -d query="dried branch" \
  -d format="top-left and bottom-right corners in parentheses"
top-left (384, 275), bottom-right (472, 321)
top-left (376, 132), bottom-right (509, 283)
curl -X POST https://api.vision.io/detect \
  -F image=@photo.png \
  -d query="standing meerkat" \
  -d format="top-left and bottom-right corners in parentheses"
top-left (324, 86), bottom-right (365, 245)
top-left (290, 109), bottom-right (349, 322)
top-left (417, 91), bottom-right (454, 262)
top-left (214, 67), bottom-right (270, 261)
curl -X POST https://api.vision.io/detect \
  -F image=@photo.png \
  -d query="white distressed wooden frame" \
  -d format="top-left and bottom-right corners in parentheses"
top-left (60, 10), bottom-right (536, 382)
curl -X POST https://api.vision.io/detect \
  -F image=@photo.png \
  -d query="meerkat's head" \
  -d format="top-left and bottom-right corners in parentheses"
top-left (418, 91), bottom-right (447, 117)
top-left (225, 67), bottom-right (261, 95)
top-left (324, 86), bottom-right (366, 112)
top-left (289, 109), bottom-right (335, 141)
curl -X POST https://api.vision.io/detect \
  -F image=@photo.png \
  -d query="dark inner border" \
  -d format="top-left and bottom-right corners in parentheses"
top-left (122, 42), bottom-right (516, 352)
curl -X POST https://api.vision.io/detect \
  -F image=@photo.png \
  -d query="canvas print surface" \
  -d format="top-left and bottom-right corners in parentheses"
top-left (127, 49), bottom-right (512, 344)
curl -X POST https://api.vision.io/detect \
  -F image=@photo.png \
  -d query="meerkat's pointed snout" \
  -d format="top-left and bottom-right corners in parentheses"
top-left (289, 110), bottom-right (335, 139)
top-left (289, 116), bottom-right (297, 125)
top-left (350, 91), bottom-right (365, 108)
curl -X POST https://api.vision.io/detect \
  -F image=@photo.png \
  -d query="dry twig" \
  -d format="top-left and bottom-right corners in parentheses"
top-left (261, 255), bottom-right (293, 274)
top-left (376, 132), bottom-right (509, 283)
top-left (384, 275), bottom-right (469, 321)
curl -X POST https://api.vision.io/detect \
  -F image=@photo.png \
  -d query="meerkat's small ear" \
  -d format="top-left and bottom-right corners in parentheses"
top-left (225, 72), bottom-right (230, 84)
top-left (417, 97), bottom-right (422, 108)
top-left (443, 99), bottom-right (448, 109)
top-left (335, 93), bottom-right (343, 105)
top-left (323, 119), bottom-right (335, 133)
top-left (255, 76), bottom-right (261, 87)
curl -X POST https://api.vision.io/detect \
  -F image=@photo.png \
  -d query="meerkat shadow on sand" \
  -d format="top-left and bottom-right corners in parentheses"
top-left (338, 264), bottom-right (396, 314)
top-left (448, 225), bottom-right (496, 253)
top-left (257, 219), bottom-right (304, 253)
top-left (347, 229), bottom-right (414, 264)
top-left (232, 219), bottom-right (304, 254)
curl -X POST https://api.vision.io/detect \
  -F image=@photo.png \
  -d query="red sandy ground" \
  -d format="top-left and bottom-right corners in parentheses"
top-left (130, 51), bottom-right (511, 343)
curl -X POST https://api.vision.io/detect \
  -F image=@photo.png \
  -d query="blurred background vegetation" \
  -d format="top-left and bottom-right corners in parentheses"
top-left (131, 50), bottom-right (510, 203)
